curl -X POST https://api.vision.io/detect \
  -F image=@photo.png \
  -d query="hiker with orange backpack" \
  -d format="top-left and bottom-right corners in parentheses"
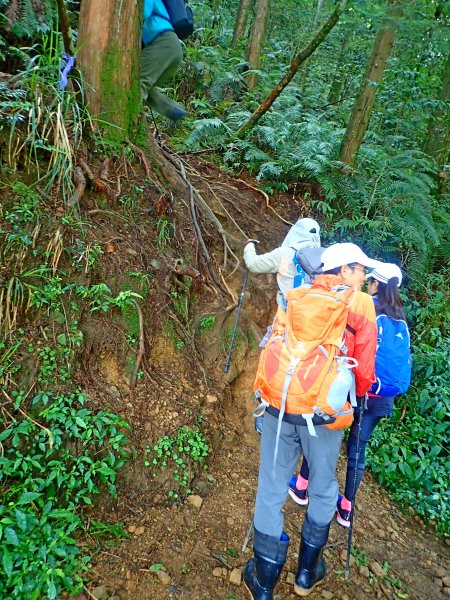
top-left (243, 217), bottom-right (321, 433)
top-left (289, 263), bottom-right (411, 528)
top-left (243, 243), bottom-right (379, 599)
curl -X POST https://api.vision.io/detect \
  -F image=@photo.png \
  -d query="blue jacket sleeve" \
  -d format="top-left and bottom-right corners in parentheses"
top-left (144, 0), bottom-right (154, 20)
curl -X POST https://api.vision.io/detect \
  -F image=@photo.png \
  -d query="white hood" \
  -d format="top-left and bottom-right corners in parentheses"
top-left (282, 218), bottom-right (321, 249)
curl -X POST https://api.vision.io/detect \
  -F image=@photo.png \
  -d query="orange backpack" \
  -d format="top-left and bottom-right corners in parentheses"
top-left (254, 283), bottom-right (358, 436)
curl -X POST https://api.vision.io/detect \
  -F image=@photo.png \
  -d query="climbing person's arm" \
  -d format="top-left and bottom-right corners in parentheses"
top-left (349, 295), bottom-right (377, 396)
top-left (243, 242), bottom-right (282, 274)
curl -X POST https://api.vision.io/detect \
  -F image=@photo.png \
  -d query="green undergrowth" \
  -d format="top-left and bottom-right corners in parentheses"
top-left (145, 423), bottom-right (209, 502)
top-left (368, 271), bottom-right (450, 538)
top-left (0, 179), bottom-right (147, 597)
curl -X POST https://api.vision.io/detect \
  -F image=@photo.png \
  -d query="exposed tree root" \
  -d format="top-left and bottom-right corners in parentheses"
top-left (68, 166), bottom-right (86, 207)
top-left (236, 178), bottom-right (293, 226)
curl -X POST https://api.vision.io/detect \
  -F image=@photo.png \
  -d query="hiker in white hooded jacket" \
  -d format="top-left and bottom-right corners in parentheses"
top-left (244, 217), bottom-right (321, 433)
top-left (243, 218), bottom-right (321, 310)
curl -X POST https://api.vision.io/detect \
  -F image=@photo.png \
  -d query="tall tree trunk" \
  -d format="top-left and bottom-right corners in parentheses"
top-left (236, 0), bottom-right (348, 138)
top-left (299, 0), bottom-right (324, 92)
top-left (340, 0), bottom-right (403, 166)
top-left (232, 0), bottom-right (253, 47)
top-left (423, 52), bottom-right (450, 169)
top-left (327, 33), bottom-right (351, 105)
top-left (56, 0), bottom-right (75, 55)
top-left (77, 0), bottom-right (143, 143)
top-left (246, 0), bottom-right (270, 90)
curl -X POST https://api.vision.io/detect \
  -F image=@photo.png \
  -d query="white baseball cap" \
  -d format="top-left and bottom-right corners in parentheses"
top-left (370, 263), bottom-right (403, 287)
top-left (321, 243), bottom-right (380, 272)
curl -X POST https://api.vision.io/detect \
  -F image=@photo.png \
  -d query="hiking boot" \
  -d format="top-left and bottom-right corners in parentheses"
top-left (167, 107), bottom-right (187, 122)
top-left (288, 475), bottom-right (309, 506)
top-left (336, 495), bottom-right (351, 528)
top-left (243, 556), bottom-right (285, 600)
top-left (244, 530), bottom-right (289, 600)
top-left (294, 517), bottom-right (330, 597)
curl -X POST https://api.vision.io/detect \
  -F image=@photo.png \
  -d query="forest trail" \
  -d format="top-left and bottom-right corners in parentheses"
top-left (86, 158), bottom-right (450, 600)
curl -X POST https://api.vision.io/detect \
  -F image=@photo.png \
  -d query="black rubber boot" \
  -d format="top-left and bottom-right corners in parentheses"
top-left (243, 529), bottom-right (289, 600)
top-left (294, 516), bottom-right (330, 597)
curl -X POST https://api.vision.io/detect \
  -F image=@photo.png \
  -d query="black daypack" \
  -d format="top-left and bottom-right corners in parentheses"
top-left (162, 0), bottom-right (194, 40)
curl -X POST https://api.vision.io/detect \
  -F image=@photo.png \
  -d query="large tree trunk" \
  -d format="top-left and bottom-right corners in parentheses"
top-left (423, 52), bottom-right (450, 170)
top-left (232, 0), bottom-right (253, 47)
top-left (340, 0), bottom-right (403, 166)
top-left (236, 0), bottom-right (348, 138)
top-left (246, 0), bottom-right (270, 90)
top-left (77, 0), bottom-right (143, 143)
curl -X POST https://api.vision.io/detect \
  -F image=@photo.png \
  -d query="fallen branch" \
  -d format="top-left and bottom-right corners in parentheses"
top-left (400, 404), bottom-right (406, 421)
top-left (174, 264), bottom-right (201, 279)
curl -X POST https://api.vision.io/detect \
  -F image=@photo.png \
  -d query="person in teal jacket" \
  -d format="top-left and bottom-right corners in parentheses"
top-left (141, 0), bottom-right (187, 121)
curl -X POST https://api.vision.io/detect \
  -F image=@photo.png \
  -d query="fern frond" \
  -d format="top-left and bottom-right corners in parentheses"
top-left (183, 118), bottom-right (231, 150)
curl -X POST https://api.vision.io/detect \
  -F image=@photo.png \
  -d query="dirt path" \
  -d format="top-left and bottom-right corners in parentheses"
top-left (91, 350), bottom-right (449, 600)
top-left (85, 160), bottom-right (449, 600)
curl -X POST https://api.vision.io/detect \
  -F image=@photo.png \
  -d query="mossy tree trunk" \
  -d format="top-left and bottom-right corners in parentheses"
top-left (246, 0), bottom-right (271, 90)
top-left (232, 0), bottom-right (253, 47)
top-left (340, 0), bottom-right (403, 166)
top-left (77, 0), bottom-right (143, 144)
top-left (423, 52), bottom-right (450, 170)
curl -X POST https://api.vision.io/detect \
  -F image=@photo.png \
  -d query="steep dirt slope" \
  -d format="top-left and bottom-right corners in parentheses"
top-left (82, 158), bottom-right (449, 600)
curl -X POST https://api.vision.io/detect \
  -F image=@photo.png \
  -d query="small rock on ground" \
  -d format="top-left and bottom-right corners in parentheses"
top-left (443, 576), bottom-right (450, 587)
top-left (286, 572), bottom-right (295, 585)
top-left (441, 588), bottom-right (450, 597)
top-left (435, 567), bottom-right (447, 578)
top-left (229, 568), bottom-right (242, 586)
top-left (359, 566), bottom-right (370, 578)
top-left (187, 494), bottom-right (203, 509)
top-left (322, 591), bottom-right (333, 599)
top-left (90, 587), bottom-right (108, 600)
top-left (370, 561), bottom-right (384, 577)
top-left (156, 570), bottom-right (171, 585)
top-left (339, 548), bottom-right (355, 566)
top-left (212, 567), bottom-right (222, 577)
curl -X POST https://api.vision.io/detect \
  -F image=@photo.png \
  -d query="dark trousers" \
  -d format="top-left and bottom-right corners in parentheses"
top-left (299, 407), bottom-right (385, 500)
top-left (141, 31), bottom-right (183, 118)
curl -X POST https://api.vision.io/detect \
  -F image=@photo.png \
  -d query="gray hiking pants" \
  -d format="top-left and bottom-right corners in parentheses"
top-left (254, 412), bottom-right (343, 537)
top-left (141, 31), bottom-right (183, 119)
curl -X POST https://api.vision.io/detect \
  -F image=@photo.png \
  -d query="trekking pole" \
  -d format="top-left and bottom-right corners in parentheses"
top-left (345, 393), bottom-right (367, 581)
top-left (224, 269), bottom-right (250, 373)
top-left (242, 515), bottom-right (254, 553)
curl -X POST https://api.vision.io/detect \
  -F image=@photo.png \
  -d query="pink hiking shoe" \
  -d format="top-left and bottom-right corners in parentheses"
top-left (288, 474), bottom-right (309, 506)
